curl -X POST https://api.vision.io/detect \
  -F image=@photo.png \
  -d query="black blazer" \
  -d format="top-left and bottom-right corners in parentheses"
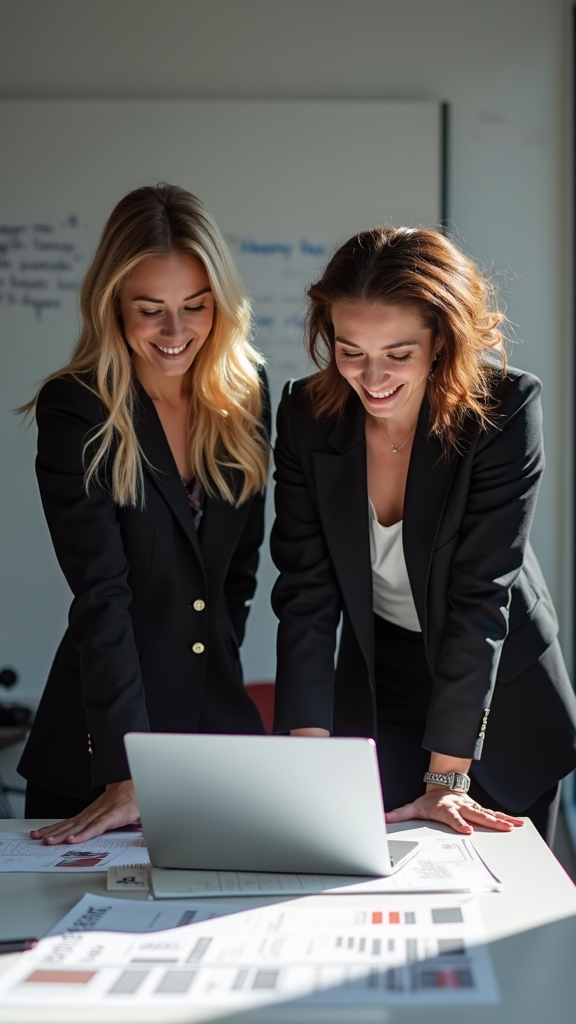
top-left (271, 369), bottom-right (576, 811)
top-left (19, 374), bottom-right (269, 802)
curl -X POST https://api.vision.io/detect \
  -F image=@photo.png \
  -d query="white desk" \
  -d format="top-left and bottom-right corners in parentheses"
top-left (1, 818), bottom-right (575, 1023)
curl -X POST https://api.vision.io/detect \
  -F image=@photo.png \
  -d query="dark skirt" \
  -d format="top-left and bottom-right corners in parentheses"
top-left (373, 613), bottom-right (560, 845)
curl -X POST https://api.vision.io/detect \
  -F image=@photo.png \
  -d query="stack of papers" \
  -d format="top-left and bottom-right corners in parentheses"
top-left (145, 835), bottom-right (502, 896)
top-left (0, 830), bottom-right (501, 895)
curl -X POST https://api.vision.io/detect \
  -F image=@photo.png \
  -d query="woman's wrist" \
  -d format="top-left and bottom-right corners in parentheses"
top-left (290, 727), bottom-right (330, 737)
top-left (425, 753), bottom-right (472, 793)
top-left (428, 752), bottom-right (471, 776)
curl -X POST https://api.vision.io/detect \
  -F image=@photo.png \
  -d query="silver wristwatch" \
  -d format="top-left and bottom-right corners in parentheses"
top-left (423, 771), bottom-right (471, 793)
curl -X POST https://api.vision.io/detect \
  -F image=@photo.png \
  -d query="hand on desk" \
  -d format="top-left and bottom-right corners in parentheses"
top-left (30, 780), bottom-right (140, 844)
top-left (290, 728), bottom-right (331, 737)
top-left (385, 787), bottom-right (525, 834)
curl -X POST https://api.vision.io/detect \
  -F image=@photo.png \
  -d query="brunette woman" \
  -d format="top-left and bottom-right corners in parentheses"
top-left (271, 226), bottom-right (576, 845)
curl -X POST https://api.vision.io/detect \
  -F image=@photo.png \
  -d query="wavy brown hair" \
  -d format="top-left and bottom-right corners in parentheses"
top-left (306, 226), bottom-right (506, 449)
top-left (21, 184), bottom-right (268, 506)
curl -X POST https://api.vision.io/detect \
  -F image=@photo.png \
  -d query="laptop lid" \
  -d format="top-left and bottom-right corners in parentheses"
top-left (125, 733), bottom-right (416, 876)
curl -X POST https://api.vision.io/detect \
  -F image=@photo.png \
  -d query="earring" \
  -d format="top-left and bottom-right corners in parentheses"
top-left (429, 349), bottom-right (443, 378)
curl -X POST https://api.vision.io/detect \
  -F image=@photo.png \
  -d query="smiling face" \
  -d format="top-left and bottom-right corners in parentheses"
top-left (117, 252), bottom-right (215, 386)
top-left (333, 301), bottom-right (439, 428)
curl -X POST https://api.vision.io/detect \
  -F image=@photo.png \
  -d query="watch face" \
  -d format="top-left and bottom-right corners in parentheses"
top-left (453, 773), bottom-right (470, 792)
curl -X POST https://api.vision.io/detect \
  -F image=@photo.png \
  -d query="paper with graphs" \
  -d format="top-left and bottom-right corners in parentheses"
top-left (0, 895), bottom-right (499, 1009)
top-left (0, 831), bottom-right (148, 871)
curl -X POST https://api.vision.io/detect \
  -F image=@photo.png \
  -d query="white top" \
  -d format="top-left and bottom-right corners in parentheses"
top-left (368, 499), bottom-right (421, 632)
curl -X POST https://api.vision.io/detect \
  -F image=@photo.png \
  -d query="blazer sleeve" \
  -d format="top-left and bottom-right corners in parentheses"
top-left (223, 366), bottom-right (271, 647)
top-left (423, 372), bottom-right (545, 760)
top-left (270, 382), bottom-right (342, 732)
top-left (35, 376), bottom-right (150, 786)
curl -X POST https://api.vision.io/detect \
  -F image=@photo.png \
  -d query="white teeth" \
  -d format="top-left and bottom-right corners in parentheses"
top-left (367, 385), bottom-right (399, 399)
top-left (156, 342), bottom-right (189, 355)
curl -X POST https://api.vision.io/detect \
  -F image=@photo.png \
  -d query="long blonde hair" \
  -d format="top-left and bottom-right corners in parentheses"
top-left (23, 184), bottom-right (268, 506)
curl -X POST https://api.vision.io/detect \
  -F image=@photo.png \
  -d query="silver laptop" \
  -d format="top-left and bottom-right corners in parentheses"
top-left (124, 733), bottom-right (418, 876)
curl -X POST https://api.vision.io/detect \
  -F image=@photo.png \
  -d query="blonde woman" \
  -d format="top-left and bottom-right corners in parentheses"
top-left (18, 184), bottom-right (270, 842)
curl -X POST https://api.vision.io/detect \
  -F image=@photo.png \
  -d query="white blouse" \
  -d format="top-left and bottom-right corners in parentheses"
top-left (368, 499), bottom-right (421, 632)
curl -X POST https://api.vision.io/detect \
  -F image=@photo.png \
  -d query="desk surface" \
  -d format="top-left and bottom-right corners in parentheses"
top-left (1, 818), bottom-right (575, 1024)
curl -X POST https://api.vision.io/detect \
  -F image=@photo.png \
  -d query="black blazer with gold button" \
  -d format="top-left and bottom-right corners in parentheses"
top-left (271, 368), bottom-right (576, 811)
top-left (18, 373), bottom-right (268, 802)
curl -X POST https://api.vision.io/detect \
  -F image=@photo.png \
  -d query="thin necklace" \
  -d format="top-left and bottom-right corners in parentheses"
top-left (381, 424), bottom-right (415, 454)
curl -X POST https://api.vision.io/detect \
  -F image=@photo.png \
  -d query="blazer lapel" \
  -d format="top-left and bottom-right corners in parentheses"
top-left (312, 393), bottom-right (374, 675)
top-left (403, 398), bottom-right (460, 633)
top-left (134, 386), bottom-right (202, 561)
top-left (199, 475), bottom-right (249, 570)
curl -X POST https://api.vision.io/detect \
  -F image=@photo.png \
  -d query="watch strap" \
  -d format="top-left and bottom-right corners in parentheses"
top-left (423, 771), bottom-right (471, 792)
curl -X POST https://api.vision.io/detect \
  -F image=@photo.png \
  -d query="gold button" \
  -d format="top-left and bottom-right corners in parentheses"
top-left (192, 642), bottom-right (205, 654)
top-left (193, 599), bottom-right (205, 612)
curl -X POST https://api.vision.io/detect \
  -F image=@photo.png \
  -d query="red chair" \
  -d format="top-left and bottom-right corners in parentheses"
top-left (245, 681), bottom-right (275, 735)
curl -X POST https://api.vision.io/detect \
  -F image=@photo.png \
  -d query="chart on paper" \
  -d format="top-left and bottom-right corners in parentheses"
top-left (0, 897), bottom-right (499, 1010)
top-left (0, 832), bottom-right (148, 872)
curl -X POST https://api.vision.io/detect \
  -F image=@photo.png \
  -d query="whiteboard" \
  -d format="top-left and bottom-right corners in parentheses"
top-left (0, 99), bottom-right (441, 701)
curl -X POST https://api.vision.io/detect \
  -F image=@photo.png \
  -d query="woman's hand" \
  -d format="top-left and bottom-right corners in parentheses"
top-left (385, 786), bottom-right (524, 834)
top-left (30, 781), bottom-right (140, 845)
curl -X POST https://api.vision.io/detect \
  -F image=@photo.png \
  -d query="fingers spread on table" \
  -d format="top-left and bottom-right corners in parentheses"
top-left (29, 785), bottom-right (139, 844)
top-left (386, 790), bottom-right (524, 835)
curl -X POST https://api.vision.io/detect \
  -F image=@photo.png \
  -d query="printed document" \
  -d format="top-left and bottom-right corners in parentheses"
top-left (0, 896), bottom-right (500, 1009)
top-left (46, 892), bottom-right (251, 936)
top-left (150, 835), bottom-right (501, 897)
top-left (0, 831), bottom-right (148, 871)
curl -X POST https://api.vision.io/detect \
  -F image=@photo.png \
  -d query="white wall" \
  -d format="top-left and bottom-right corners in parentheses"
top-left (0, 0), bottom-right (572, 708)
